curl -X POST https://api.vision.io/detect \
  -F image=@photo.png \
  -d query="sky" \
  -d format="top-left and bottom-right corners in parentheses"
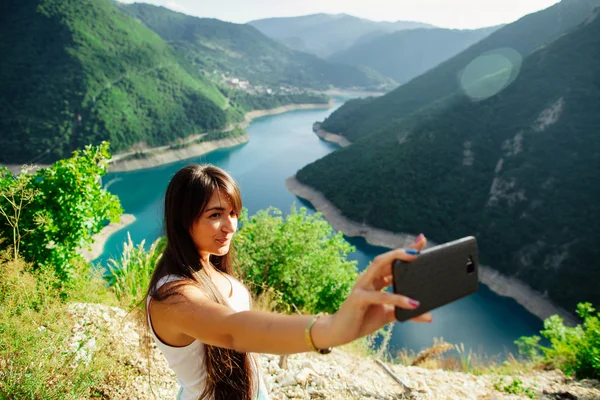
top-left (117, 0), bottom-right (561, 29)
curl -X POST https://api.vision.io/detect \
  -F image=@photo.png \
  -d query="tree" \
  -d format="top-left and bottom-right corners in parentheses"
top-left (0, 142), bottom-right (122, 282)
top-left (234, 206), bottom-right (358, 314)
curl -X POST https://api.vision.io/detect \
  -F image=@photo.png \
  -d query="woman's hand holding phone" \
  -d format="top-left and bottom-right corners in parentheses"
top-left (312, 235), bottom-right (433, 349)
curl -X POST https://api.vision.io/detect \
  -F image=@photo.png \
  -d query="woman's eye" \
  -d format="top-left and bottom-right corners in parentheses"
top-left (210, 213), bottom-right (221, 218)
top-left (230, 211), bottom-right (238, 217)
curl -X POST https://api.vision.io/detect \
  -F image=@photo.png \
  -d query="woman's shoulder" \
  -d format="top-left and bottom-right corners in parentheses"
top-left (152, 274), bottom-right (185, 293)
top-left (227, 275), bottom-right (252, 310)
top-left (229, 275), bottom-right (250, 294)
top-left (150, 275), bottom-right (203, 302)
top-left (158, 274), bottom-right (183, 286)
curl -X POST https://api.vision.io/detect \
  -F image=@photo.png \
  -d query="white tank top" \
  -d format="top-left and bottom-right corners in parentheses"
top-left (147, 274), bottom-right (269, 400)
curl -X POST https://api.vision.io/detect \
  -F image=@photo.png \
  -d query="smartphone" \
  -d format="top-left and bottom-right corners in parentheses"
top-left (393, 236), bottom-right (479, 322)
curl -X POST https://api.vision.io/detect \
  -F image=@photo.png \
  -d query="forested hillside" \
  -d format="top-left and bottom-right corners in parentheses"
top-left (0, 0), bottom-right (228, 164)
top-left (321, 0), bottom-right (600, 142)
top-left (119, 4), bottom-right (394, 90)
top-left (298, 9), bottom-right (600, 311)
top-left (0, 0), bottom-right (384, 165)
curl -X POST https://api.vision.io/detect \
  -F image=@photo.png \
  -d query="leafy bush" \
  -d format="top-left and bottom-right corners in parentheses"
top-left (515, 302), bottom-right (600, 379)
top-left (234, 206), bottom-right (358, 314)
top-left (106, 234), bottom-right (166, 308)
top-left (0, 142), bottom-right (122, 282)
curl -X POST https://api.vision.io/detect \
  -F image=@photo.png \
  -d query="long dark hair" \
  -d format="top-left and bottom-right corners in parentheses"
top-left (145, 164), bottom-right (256, 400)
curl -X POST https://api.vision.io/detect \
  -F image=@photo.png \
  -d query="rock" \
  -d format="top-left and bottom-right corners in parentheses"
top-left (65, 303), bottom-right (600, 400)
top-left (281, 372), bottom-right (297, 387)
top-left (302, 360), bottom-right (316, 371)
top-left (295, 367), bottom-right (313, 385)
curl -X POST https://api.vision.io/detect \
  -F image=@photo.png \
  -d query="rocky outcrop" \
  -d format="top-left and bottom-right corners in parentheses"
top-left (67, 303), bottom-right (600, 400)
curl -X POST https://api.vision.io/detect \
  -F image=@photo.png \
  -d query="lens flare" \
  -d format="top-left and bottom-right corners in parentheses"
top-left (459, 48), bottom-right (523, 101)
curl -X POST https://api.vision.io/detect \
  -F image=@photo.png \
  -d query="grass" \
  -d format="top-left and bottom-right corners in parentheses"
top-left (105, 233), bottom-right (165, 309)
top-left (0, 251), bottom-right (136, 399)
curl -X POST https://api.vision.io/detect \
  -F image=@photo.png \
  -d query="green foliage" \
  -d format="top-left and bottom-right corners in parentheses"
top-left (225, 89), bottom-right (329, 113)
top-left (298, 12), bottom-right (600, 311)
top-left (0, 0), bottom-right (229, 164)
top-left (318, 96), bottom-right (376, 134)
top-left (328, 26), bottom-right (500, 84)
top-left (321, 0), bottom-right (600, 141)
top-left (514, 335), bottom-right (543, 362)
top-left (199, 127), bottom-right (247, 143)
top-left (106, 234), bottom-right (166, 308)
top-left (516, 303), bottom-right (600, 379)
top-left (493, 377), bottom-right (537, 399)
top-left (168, 126), bottom-right (247, 150)
top-left (0, 142), bottom-right (122, 282)
top-left (234, 206), bottom-right (358, 314)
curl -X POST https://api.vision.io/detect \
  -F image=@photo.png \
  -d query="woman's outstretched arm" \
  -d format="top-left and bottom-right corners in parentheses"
top-left (150, 241), bottom-right (432, 355)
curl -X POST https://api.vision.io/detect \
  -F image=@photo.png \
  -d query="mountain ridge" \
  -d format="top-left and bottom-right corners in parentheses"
top-left (327, 25), bottom-right (502, 84)
top-left (320, 0), bottom-right (600, 142)
top-left (249, 13), bottom-right (436, 57)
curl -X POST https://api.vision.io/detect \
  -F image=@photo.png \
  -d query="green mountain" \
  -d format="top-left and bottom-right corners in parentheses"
top-left (119, 4), bottom-right (394, 90)
top-left (0, 0), bottom-right (229, 164)
top-left (297, 8), bottom-right (600, 311)
top-left (0, 0), bottom-right (379, 164)
top-left (249, 13), bottom-right (436, 58)
top-left (328, 26), bottom-right (501, 84)
top-left (321, 0), bottom-right (600, 142)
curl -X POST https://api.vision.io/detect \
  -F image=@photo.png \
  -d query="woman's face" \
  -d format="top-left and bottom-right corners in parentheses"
top-left (190, 189), bottom-right (238, 261)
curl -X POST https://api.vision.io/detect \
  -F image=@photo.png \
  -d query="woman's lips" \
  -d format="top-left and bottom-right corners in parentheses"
top-left (216, 238), bottom-right (231, 245)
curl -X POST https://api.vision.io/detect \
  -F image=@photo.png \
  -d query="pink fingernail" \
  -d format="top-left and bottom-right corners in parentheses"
top-left (414, 234), bottom-right (425, 243)
top-left (429, 317), bottom-right (434, 323)
top-left (409, 299), bottom-right (420, 308)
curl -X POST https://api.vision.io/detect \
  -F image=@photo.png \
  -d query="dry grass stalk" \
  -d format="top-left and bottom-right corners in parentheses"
top-left (411, 338), bottom-right (454, 366)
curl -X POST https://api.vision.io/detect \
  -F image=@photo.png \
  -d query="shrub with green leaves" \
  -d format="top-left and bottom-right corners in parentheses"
top-left (515, 302), bottom-right (600, 379)
top-left (234, 206), bottom-right (358, 314)
top-left (0, 142), bottom-right (122, 282)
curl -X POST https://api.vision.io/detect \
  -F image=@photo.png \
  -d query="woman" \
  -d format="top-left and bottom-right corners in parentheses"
top-left (146, 164), bottom-right (432, 400)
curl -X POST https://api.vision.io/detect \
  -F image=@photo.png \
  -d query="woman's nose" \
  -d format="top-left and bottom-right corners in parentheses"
top-left (222, 216), bottom-right (236, 233)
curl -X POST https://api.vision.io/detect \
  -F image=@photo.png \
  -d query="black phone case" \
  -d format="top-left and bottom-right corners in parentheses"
top-left (393, 236), bottom-right (479, 322)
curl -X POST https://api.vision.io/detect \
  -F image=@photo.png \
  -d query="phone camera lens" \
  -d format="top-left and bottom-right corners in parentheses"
top-left (466, 256), bottom-right (475, 274)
